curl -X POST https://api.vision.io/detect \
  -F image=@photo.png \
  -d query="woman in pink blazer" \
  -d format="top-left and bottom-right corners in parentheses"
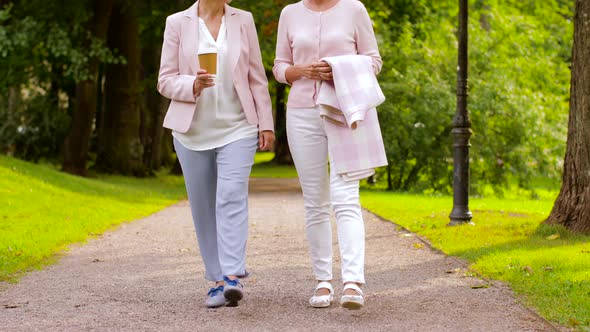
top-left (157, 0), bottom-right (274, 308)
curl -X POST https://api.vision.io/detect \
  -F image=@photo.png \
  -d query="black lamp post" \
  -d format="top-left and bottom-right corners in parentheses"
top-left (449, 0), bottom-right (473, 225)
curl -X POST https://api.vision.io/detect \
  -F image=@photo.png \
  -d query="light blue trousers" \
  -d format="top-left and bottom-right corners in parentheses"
top-left (174, 136), bottom-right (258, 282)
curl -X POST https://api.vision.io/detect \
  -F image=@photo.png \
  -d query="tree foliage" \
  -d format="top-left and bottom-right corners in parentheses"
top-left (0, 0), bottom-right (576, 193)
top-left (372, 0), bottom-right (572, 195)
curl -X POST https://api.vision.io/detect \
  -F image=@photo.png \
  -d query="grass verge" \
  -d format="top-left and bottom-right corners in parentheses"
top-left (3, 153), bottom-right (588, 330)
top-left (0, 155), bottom-right (186, 282)
top-left (361, 190), bottom-right (590, 330)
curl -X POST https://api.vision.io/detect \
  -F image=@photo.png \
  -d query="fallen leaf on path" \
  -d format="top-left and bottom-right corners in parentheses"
top-left (471, 284), bottom-right (490, 289)
top-left (546, 234), bottom-right (560, 240)
top-left (179, 248), bottom-right (190, 253)
top-left (445, 268), bottom-right (461, 274)
top-left (3, 302), bottom-right (27, 309)
top-left (413, 243), bottom-right (424, 249)
top-left (92, 258), bottom-right (102, 263)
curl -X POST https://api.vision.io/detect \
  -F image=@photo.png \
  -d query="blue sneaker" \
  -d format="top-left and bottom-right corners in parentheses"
top-left (223, 276), bottom-right (244, 307)
top-left (205, 285), bottom-right (225, 308)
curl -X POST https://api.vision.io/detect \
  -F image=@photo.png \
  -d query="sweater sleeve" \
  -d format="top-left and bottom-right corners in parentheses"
top-left (354, 3), bottom-right (383, 75)
top-left (272, 8), bottom-right (293, 85)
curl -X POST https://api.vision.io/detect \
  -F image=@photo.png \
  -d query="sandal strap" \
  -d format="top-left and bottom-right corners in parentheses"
top-left (343, 283), bottom-right (363, 295)
top-left (315, 281), bottom-right (334, 294)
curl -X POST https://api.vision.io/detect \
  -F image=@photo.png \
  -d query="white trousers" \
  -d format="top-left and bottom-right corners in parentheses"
top-left (287, 107), bottom-right (365, 284)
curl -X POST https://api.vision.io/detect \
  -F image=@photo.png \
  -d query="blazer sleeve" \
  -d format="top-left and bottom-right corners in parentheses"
top-left (355, 4), bottom-right (383, 75)
top-left (272, 8), bottom-right (293, 85)
top-left (246, 13), bottom-right (274, 132)
top-left (157, 16), bottom-right (199, 103)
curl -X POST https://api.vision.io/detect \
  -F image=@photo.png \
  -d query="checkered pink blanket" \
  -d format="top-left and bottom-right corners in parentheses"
top-left (316, 55), bottom-right (388, 181)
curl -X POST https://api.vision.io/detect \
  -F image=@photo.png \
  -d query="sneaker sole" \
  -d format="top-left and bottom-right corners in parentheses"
top-left (225, 301), bottom-right (239, 307)
top-left (224, 288), bottom-right (243, 303)
top-left (341, 301), bottom-right (363, 310)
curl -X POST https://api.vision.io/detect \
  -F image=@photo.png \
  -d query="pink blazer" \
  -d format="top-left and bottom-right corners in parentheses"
top-left (157, 1), bottom-right (274, 133)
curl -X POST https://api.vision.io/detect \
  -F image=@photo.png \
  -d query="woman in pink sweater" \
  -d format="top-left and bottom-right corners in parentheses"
top-left (273, 0), bottom-right (382, 309)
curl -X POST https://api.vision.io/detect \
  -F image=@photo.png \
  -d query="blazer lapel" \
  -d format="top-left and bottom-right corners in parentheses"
top-left (224, 5), bottom-right (241, 74)
top-left (181, 1), bottom-right (200, 75)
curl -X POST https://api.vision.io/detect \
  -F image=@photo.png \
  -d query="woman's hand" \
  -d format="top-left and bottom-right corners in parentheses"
top-left (285, 61), bottom-right (333, 83)
top-left (258, 130), bottom-right (275, 151)
top-left (193, 69), bottom-right (216, 96)
top-left (314, 61), bottom-right (333, 81)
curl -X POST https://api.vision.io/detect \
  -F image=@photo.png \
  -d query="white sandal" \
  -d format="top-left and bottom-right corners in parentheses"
top-left (341, 283), bottom-right (364, 310)
top-left (309, 281), bottom-right (334, 308)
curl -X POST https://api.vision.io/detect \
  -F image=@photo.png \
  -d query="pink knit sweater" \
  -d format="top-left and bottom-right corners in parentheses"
top-left (273, 0), bottom-right (383, 109)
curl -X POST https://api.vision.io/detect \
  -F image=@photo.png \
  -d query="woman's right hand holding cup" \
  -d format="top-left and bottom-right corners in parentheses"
top-left (193, 69), bottom-right (215, 97)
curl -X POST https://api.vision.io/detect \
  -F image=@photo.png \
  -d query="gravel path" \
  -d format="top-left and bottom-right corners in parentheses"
top-left (0, 178), bottom-right (557, 331)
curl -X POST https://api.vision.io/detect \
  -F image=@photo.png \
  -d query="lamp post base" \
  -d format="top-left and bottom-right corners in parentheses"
top-left (448, 205), bottom-right (473, 226)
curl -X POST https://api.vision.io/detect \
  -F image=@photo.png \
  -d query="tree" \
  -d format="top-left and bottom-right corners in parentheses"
top-left (0, 0), bottom-right (121, 164)
top-left (96, 0), bottom-right (145, 175)
top-left (243, 0), bottom-right (294, 164)
top-left (62, 0), bottom-right (115, 176)
top-left (138, 0), bottom-right (185, 172)
top-left (373, 1), bottom-right (571, 193)
top-left (546, 0), bottom-right (590, 234)
top-left (0, 0), bottom-right (575, 191)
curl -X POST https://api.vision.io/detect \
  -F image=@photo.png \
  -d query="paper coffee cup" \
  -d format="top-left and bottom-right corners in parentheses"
top-left (198, 52), bottom-right (217, 75)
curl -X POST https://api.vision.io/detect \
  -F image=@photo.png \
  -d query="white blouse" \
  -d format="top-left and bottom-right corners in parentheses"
top-left (173, 16), bottom-right (259, 151)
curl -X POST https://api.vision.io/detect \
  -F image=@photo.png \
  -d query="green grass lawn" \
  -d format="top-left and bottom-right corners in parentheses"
top-left (2, 153), bottom-right (588, 330)
top-left (0, 155), bottom-right (186, 282)
top-left (250, 152), bottom-right (298, 178)
top-left (361, 191), bottom-right (590, 330)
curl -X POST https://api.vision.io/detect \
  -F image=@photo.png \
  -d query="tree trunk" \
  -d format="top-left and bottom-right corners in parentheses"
top-left (91, 64), bottom-right (105, 157)
top-left (402, 164), bottom-right (423, 191)
top-left (387, 164), bottom-right (393, 191)
top-left (96, 1), bottom-right (145, 175)
top-left (160, 130), bottom-right (174, 167)
top-left (171, 156), bottom-right (183, 175)
top-left (546, 0), bottom-right (590, 234)
top-left (4, 86), bottom-right (19, 155)
top-left (62, 0), bottom-right (114, 176)
top-left (393, 150), bottom-right (408, 190)
top-left (140, 38), bottom-right (169, 172)
top-left (475, 0), bottom-right (491, 31)
top-left (272, 81), bottom-right (293, 164)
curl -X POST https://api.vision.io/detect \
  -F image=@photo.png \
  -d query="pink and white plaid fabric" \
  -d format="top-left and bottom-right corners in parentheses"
top-left (315, 55), bottom-right (388, 181)
top-left (318, 55), bottom-right (386, 128)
